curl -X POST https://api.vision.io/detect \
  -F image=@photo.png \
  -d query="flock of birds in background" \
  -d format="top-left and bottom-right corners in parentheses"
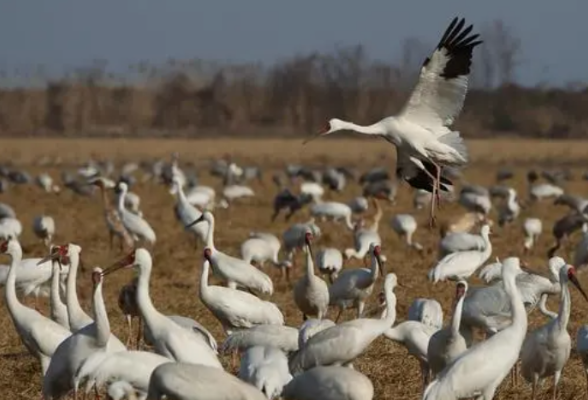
top-left (1, 16), bottom-right (588, 400)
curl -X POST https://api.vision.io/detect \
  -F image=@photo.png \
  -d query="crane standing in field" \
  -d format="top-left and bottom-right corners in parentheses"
top-left (520, 263), bottom-right (588, 400)
top-left (304, 17), bottom-right (482, 227)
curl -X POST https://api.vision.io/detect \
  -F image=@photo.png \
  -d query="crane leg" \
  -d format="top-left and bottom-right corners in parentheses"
top-left (531, 375), bottom-right (538, 400)
top-left (553, 371), bottom-right (561, 400)
top-left (357, 302), bottom-right (365, 318)
top-left (125, 314), bottom-right (132, 348)
top-left (136, 317), bottom-right (143, 350)
top-left (434, 162), bottom-right (442, 210)
top-left (334, 307), bottom-right (344, 323)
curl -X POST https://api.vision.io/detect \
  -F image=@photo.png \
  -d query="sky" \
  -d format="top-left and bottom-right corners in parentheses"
top-left (0, 0), bottom-right (585, 87)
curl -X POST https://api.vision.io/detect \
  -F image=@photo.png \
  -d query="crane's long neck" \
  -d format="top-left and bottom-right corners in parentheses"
top-left (304, 246), bottom-right (315, 278)
top-left (204, 216), bottom-right (216, 250)
top-left (92, 281), bottom-right (110, 347)
top-left (66, 251), bottom-right (88, 324)
top-left (451, 295), bottom-right (465, 336)
top-left (176, 182), bottom-right (188, 205)
top-left (50, 262), bottom-right (64, 311)
top-left (116, 188), bottom-right (126, 212)
top-left (337, 120), bottom-right (387, 136)
top-left (556, 280), bottom-right (571, 331)
top-left (383, 288), bottom-right (397, 326)
top-left (482, 233), bottom-right (492, 258)
top-left (199, 261), bottom-right (211, 301)
top-left (504, 271), bottom-right (527, 332)
top-left (370, 256), bottom-right (380, 281)
top-left (136, 263), bottom-right (161, 326)
top-left (5, 246), bottom-right (24, 316)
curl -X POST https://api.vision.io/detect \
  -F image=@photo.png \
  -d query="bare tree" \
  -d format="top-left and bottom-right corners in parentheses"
top-left (476, 19), bottom-right (522, 88)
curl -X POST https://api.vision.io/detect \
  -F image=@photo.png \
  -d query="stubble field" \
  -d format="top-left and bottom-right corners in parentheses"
top-left (0, 137), bottom-right (588, 400)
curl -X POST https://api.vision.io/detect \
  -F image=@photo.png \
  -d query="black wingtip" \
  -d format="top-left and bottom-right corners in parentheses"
top-left (433, 17), bottom-right (482, 79)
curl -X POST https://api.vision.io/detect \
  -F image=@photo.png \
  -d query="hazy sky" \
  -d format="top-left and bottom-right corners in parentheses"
top-left (0, 0), bottom-right (585, 86)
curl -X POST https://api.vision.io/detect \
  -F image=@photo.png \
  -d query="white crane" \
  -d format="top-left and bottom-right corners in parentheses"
top-left (290, 273), bottom-right (397, 372)
top-left (106, 380), bottom-right (138, 400)
top-left (315, 247), bottom-right (343, 283)
top-left (427, 280), bottom-right (468, 377)
top-left (520, 263), bottom-right (588, 400)
top-left (33, 215), bottom-right (55, 247)
top-left (241, 232), bottom-right (288, 270)
top-left (497, 187), bottom-right (520, 226)
top-left (523, 217), bottom-right (543, 254)
top-left (383, 319), bottom-right (438, 391)
top-left (293, 232), bottom-right (329, 320)
top-left (147, 362), bottom-right (267, 400)
top-left (390, 213), bottom-right (423, 251)
top-left (117, 182), bottom-right (156, 246)
top-left (187, 211), bottom-right (273, 294)
top-left (414, 189), bottom-right (432, 210)
top-left (423, 257), bottom-right (528, 400)
top-left (222, 325), bottom-right (300, 355)
top-left (74, 350), bottom-right (170, 398)
top-left (223, 184), bottom-right (255, 202)
top-left (306, 18), bottom-right (481, 227)
top-left (0, 253), bottom-right (68, 308)
top-left (529, 183), bottom-right (564, 201)
top-left (298, 318), bottom-right (336, 348)
top-left (199, 254), bottom-right (284, 333)
top-left (344, 224), bottom-right (382, 261)
top-left (282, 366), bottom-right (374, 400)
top-left (172, 176), bottom-right (209, 245)
top-left (438, 230), bottom-right (486, 258)
top-left (428, 224), bottom-right (492, 282)
top-left (310, 201), bottom-right (355, 230)
top-left (41, 244), bottom-right (94, 331)
top-left (238, 346), bottom-right (292, 399)
top-left (122, 189), bottom-right (142, 217)
top-left (101, 248), bottom-right (223, 369)
top-left (0, 238), bottom-right (70, 374)
top-left (408, 298), bottom-right (444, 330)
top-left (49, 258), bottom-right (69, 330)
top-left (43, 267), bottom-right (126, 399)
top-left (329, 243), bottom-right (385, 321)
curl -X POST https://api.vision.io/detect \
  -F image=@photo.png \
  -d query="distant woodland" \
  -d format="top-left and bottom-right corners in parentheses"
top-left (0, 20), bottom-right (586, 138)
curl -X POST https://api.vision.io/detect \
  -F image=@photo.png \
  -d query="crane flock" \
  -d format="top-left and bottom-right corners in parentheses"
top-left (1, 15), bottom-right (588, 400)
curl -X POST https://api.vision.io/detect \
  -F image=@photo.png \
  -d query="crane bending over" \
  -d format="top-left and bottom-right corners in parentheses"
top-left (289, 272), bottom-right (397, 373)
top-left (305, 17), bottom-right (482, 227)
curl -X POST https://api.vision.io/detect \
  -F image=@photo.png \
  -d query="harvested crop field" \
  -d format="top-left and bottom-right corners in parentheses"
top-left (0, 137), bottom-right (587, 400)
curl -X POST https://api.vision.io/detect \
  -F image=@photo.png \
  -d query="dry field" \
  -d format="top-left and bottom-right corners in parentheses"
top-left (0, 137), bottom-right (588, 400)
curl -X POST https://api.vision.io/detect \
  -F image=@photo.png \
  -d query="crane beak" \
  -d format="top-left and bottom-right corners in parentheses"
top-left (37, 247), bottom-right (61, 265)
top-left (302, 124), bottom-right (331, 145)
top-left (375, 254), bottom-right (385, 276)
top-left (102, 253), bottom-right (134, 277)
top-left (185, 214), bottom-right (205, 228)
top-left (569, 269), bottom-right (588, 302)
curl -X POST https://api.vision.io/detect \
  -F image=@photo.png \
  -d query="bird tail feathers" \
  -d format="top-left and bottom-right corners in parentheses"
top-left (439, 131), bottom-right (468, 163)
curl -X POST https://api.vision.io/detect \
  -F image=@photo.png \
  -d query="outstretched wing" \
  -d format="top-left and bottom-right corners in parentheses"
top-left (399, 17), bottom-right (482, 131)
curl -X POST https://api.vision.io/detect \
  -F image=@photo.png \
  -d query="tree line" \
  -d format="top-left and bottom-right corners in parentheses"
top-left (0, 20), bottom-right (585, 138)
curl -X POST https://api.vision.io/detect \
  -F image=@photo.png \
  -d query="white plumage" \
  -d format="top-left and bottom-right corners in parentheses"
top-left (523, 217), bottom-right (543, 253)
top-left (33, 215), bottom-right (55, 247)
top-left (188, 211), bottom-right (274, 294)
top-left (117, 182), bottom-right (156, 245)
top-left (238, 346), bottom-right (292, 399)
top-left (428, 224), bottom-right (492, 282)
top-left (199, 256), bottom-right (284, 333)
